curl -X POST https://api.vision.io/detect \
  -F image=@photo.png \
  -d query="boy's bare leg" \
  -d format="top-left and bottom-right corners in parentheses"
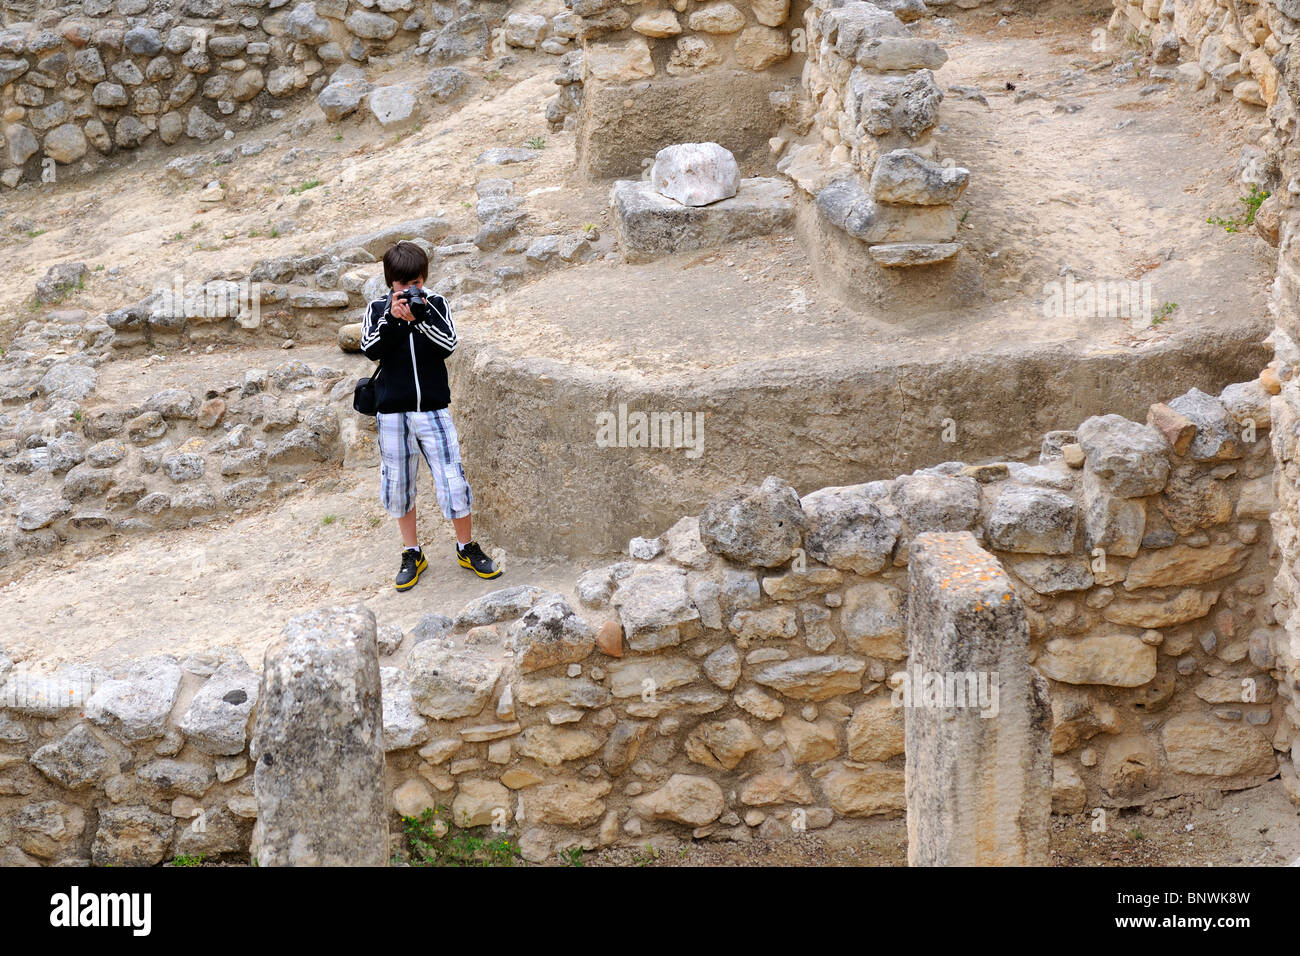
top-left (401, 508), bottom-right (472, 547)
top-left (398, 506), bottom-right (418, 548)
top-left (452, 515), bottom-right (472, 546)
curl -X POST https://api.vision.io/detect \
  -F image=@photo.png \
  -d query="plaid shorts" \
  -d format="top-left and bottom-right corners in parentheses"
top-left (376, 409), bottom-right (473, 520)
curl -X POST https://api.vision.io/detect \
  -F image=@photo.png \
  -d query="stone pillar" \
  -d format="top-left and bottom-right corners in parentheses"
top-left (904, 532), bottom-right (1051, 866)
top-left (251, 604), bottom-right (388, 866)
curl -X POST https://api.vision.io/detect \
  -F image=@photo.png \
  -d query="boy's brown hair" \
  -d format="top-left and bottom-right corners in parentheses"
top-left (383, 240), bottom-right (428, 287)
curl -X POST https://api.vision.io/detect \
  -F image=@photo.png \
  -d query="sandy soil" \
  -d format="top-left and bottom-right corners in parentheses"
top-left (0, 338), bottom-right (589, 672)
top-left (0, 468), bottom-right (591, 673)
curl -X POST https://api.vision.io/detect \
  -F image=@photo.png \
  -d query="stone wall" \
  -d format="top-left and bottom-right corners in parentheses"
top-left (564, 0), bottom-right (803, 177)
top-left (0, 375), bottom-right (1285, 864)
top-left (0, 258), bottom-right (364, 571)
top-left (565, 0), bottom-right (968, 272)
top-left (0, 0), bottom-right (590, 187)
top-left (1111, 0), bottom-right (1288, 115)
top-left (0, 289), bottom-right (1273, 572)
top-left (777, 0), bottom-right (968, 268)
top-left (1107, 0), bottom-right (1300, 807)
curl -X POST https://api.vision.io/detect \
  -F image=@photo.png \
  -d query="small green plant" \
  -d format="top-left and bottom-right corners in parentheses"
top-left (321, 514), bottom-right (339, 526)
top-left (402, 806), bottom-right (523, 867)
top-left (1150, 301), bottom-right (1178, 327)
top-left (558, 846), bottom-right (584, 867)
top-left (73, 409), bottom-right (83, 422)
top-left (1242, 183), bottom-right (1269, 221)
top-left (291, 179), bottom-right (323, 195)
top-left (172, 231), bottom-right (185, 241)
top-left (25, 228), bottom-right (46, 238)
top-left (486, 70), bottom-right (502, 81)
top-left (269, 227), bottom-right (282, 239)
top-left (525, 136), bottom-right (546, 150)
top-left (332, 133), bottom-right (343, 141)
top-left (633, 843), bottom-right (660, 867)
top-left (93, 264), bottom-right (105, 272)
top-left (369, 516), bottom-right (383, 528)
top-left (1127, 828), bottom-right (1146, 841)
top-left (1207, 183), bottom-right (1270, 233)
top-left (959, 209), bottom-right (970, 224)
top-left (172, 854), bottom-right (206, 867)
top-left (462, 200), bottom-right (473, 209)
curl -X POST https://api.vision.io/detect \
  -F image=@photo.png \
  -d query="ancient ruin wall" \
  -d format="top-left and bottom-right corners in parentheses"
top-left (0, 0), bottom-right (572, 188)
top-left (1108, 0), bottom-right (1300, 806)
top-left (4, 0), bottom-right (1299, 865)
top-left (569, 0), bottom-right (972, 278)
top-left (0, 377), bottom-right (1284, 864)
top-left (562, 0), bottom-right (801, 178)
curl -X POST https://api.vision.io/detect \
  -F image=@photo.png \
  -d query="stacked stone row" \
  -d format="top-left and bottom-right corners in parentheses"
top-left (0, 0), bottom-right (578, 187)
top-left (776, 0), bottom-right (969, 266)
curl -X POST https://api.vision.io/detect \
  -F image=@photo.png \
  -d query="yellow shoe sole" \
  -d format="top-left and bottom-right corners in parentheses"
top-left (458, 553), bottom-right (503, 579)
top-left (395, 555), bottom-right (428, 591)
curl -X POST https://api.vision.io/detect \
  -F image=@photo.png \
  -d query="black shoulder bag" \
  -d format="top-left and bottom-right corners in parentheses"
top-left (353, 361), bottom-right (381, 416)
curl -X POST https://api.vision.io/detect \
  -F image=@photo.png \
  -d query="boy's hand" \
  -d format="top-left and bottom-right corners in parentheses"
top-left (390, 293), bottom-right (416, 323)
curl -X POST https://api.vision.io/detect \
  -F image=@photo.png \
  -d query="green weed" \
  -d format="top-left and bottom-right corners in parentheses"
top-left (1207, 183), bottom-right (1270, 233)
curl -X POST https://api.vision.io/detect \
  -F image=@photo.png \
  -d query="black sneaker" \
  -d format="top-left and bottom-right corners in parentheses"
top-left (396, 548), bottom-right (428, 591)
top-left (457, 540), bottom-right (502, 579)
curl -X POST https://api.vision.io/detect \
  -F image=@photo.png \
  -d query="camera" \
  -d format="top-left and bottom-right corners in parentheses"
top-left (397, 285), bottom-right (434, 321)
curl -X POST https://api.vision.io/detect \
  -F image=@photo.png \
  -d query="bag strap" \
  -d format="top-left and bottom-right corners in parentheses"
top-left (370, 299), bottom-right (390, 381)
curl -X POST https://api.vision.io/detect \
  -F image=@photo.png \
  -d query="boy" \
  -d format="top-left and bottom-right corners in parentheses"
top-left (360, 240), bottom-right (502, 590)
